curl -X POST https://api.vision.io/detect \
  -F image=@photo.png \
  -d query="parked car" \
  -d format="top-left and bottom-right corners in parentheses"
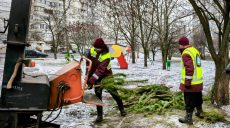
top-left (25, 50), bottom-right (48, 58)
top-left (61, 50), bottom-right (76, 54)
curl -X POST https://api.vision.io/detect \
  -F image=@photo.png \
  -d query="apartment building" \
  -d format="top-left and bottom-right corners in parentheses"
top-left (0, 0), bottom-right (103, 53)
top-left (0, 0), bottom-right (11, 53)
top-left (0, 0), bottom-right (11, 39)
top-left (28, 0), bottom-right (97, 52)
top-left (28, 0), bottom-right (64, 52)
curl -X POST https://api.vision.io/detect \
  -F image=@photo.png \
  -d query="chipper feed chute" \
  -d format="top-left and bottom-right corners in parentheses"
top-left (83, 91), bottom-right (109, 106)
top-left (48, 57), bottom-right (107, 110)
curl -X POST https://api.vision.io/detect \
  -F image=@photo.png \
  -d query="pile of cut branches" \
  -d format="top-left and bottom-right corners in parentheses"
top-left (100, 74), bottom-right (184, 114)
top-left (100, 74), bottom-right (226, 123)
top-left (119, 85), bottom-right (184, 114)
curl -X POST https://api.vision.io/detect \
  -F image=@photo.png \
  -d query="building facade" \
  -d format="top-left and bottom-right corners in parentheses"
top-left (0, 0), bottom-right (105, 53)
top-left (28, 0), bottom-right (96, 53)
top-left (0, 0), bottom-right (11, 53)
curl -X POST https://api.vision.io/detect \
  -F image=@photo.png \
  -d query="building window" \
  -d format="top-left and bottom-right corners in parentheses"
top-left (49, 2), bottom-right (52, 7)
top-left (39, 0), bottom-right (46, 4)
top-left (34, 6), bottom-right (39, 11)
top-left (46, 25), bottom-right (49, 29)
top-left (40, 24), bottom-right (45, 29)
top-left (31, 24), bottom-right (35, 29)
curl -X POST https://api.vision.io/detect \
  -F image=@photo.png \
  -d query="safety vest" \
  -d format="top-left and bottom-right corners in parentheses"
top-left (180, 47), bottom-right (203, 85)
top-left (90, 47), bottom-right (112, 70)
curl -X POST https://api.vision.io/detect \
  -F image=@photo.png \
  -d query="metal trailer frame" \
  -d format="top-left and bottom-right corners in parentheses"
top-left (0, 0), bottom-right (59, 127)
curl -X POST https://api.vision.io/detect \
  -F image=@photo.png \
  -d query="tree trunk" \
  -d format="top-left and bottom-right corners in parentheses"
top-left (161, 51), bottom-right (167, 70)
top-left (144, 49), bottom-right (148, 67)
top-left (54, 47), bottom-right (58, 59)
top-left (212, 60), bottom-right (229, 106)
top-left (201, 45), bottom-right (205, 60)
top-left (137, 48), bottom-right (139, 59)
top-left (188, 0), bottom-right (230, 106)
top-left (151, 50), bottom-right (155, 61)
top-left (131, 45), bottom-right (136, 64)
top-left (168, 49), bottom-right (172, 60)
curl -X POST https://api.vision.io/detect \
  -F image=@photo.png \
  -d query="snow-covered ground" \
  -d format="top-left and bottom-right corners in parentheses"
top-left (112, 54), bottom-right (215, 94)
top-left (1, 53), bottom-right (230, 127)
top-left (0, 53), bottom-right (216, 93)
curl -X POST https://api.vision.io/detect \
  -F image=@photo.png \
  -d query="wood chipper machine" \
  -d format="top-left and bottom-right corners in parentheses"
top-left (0, 0), bottom-right (104, 127)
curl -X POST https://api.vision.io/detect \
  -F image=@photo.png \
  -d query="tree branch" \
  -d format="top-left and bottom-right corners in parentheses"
top-left (188, 0), bottom-right (218, 61)
top-left (213, 0), bottom-right (225, 15)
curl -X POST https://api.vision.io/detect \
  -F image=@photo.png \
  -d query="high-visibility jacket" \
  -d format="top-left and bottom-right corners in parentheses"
top-left (87, 47), bottom-right (112, 85)
top-left (90, 47), bottom-right (112, 70)
top-left (180, 47), bottom-right (203, 85)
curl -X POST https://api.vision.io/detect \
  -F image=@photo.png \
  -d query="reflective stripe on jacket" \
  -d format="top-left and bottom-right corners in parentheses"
top-left (180, 47), bottom-right (203, 85)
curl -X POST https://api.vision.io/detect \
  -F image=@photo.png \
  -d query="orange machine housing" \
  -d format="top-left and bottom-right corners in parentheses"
top-left (49, 61), bottom-right (83, 109)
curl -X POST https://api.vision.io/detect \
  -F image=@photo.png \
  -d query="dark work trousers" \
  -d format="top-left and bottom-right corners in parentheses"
top-left (184, 92), bottom-right (203, 113)
top-left (94, 87), bottom-right (124, 116)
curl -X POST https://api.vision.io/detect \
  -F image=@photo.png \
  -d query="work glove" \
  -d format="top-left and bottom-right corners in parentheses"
top-left (185, 78), bottom-right (192, 89)
top-left (87, 84), bottom-right (93, 90)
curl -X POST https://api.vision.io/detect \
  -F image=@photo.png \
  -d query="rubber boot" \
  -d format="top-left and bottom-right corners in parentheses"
top-left (179, 112), bottom-right (193, 124)
top-left (195, 107), bottom-right (204, 119)
top-left (120, 108), bottom-right (127, 117)
top-left (95, 106), bottom-right (103, 122)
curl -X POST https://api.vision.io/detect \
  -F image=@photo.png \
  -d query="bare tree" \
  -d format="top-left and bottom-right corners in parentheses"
top-left (99, 1), bottom-right (121, 44)
top-left (43, 15), bottom-right (63, 59)
top-left (101, 0), bottom-right (157, 66)
top-left (193, 26), bottom-right (207, 59)
top-left (188, 0), bottom-right (230, 106)
top-left (149, 36), bottom-right (160, 61)
top-left (155, 0), bottom-right (175, 69)
top-left (101, 0), bottom-right (139, 64)
top-left (42, 0), bottom-right (72, 59)
top-left (155, 0), bottom-right (194, 69)
top-left (135, 0), bottom-right (156, 67)
top-left (68, 22), bottom-right (103, 55)
top-left (63, 0), bottom-right (71, 53)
